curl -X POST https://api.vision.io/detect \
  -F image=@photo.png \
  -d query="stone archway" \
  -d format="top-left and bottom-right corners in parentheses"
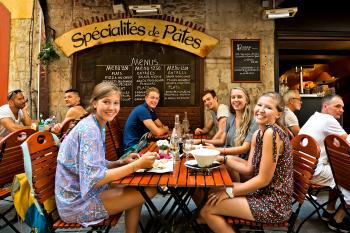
top-left (0, 2), bottom-right (10, 104)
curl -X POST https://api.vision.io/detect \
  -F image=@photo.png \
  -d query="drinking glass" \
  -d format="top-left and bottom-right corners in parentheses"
top-left (183, 134), bottom-right (193, 161)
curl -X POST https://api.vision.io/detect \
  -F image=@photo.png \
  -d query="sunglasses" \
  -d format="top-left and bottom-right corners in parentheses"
top-left (7, 89), bottom-right (22, 101)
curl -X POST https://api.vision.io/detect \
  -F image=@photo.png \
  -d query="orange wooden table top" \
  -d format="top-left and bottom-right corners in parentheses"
top-left (112, 142), bottom-right (233, 188)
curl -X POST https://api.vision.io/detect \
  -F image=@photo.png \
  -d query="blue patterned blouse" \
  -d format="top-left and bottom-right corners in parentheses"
top-left (55, 115), bottom-right (110, 227)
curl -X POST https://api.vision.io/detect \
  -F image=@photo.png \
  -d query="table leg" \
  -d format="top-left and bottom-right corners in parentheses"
top-left (168, 187), bottom-right (209, 233)
top-left (137, 187), bottom-right (174, 233)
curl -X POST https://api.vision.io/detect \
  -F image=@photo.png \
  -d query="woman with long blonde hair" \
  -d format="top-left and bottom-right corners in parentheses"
top-left (203, 87), bottom-right (258, 160)
top-left (199, 92), bottom-right (293, 233)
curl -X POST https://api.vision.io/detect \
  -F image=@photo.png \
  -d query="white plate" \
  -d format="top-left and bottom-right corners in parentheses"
top-left (136, 159), bottom-right (173, 173)
top-left (184, 160), bottom-right (221, 170)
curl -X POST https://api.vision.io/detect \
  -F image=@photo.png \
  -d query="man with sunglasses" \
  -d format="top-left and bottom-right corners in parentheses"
top-left (0, 89), bottom-right (32, 137)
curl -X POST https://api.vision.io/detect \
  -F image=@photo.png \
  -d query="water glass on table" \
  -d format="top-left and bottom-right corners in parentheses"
top-left (183, 134), bottom-right (193, 160)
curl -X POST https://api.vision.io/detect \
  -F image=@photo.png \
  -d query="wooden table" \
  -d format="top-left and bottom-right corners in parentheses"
top-left (112, 142), bottom-right (233, 233)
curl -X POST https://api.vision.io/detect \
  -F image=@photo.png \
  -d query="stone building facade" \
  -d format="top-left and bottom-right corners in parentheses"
top-left (3, 0), bottom-right (275, 122)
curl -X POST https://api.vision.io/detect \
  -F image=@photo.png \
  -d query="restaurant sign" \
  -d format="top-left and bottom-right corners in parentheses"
top-left (55, 18), bottom-right (219, 58)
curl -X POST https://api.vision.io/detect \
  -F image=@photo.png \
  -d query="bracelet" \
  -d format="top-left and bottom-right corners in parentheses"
top-left (48, 126), bottom-right (52, 132)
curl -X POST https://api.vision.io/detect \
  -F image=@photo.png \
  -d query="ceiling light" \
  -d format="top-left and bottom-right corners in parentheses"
top-left (128, 4), bottom-right (163, 16)
top-left (263, 7), bottom-right (298, 20)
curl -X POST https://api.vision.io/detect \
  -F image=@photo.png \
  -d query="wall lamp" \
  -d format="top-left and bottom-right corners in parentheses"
top-left (128, 4), bottom-right (163, 16)
top-left (263, 7), bottom-right (298, 19)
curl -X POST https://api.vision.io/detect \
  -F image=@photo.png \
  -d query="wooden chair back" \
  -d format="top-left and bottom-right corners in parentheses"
top-left (105, 116), bottom-right (123, 161)
top-left (59, 118), bottom-right (75, 139)
top-left (25, 131), bottom-right (59, 204)
top-left (290, 134), bottom-right (320, 204)
top-left (0, 128), bottom-right (36, 186)
top-left (286, 127), bottom-right (295, 140)
top-left (325, 134), bottom-right (350, 191)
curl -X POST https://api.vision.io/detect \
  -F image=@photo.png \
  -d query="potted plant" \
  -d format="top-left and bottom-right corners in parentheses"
top-left (37, 42), bottom-right (59, 65)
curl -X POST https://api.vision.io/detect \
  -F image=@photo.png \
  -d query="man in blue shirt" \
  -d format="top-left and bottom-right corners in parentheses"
top-left (123, 87), bottom-right (169, 150)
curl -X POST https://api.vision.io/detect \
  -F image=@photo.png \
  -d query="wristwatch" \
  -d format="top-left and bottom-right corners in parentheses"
top-left (226, 187), bottom-right (234, 198)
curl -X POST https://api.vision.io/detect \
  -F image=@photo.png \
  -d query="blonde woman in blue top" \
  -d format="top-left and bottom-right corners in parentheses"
top-left (55, 82), bottom-right (157, 232)
top-left (201, 87), bottom-right (258, 160)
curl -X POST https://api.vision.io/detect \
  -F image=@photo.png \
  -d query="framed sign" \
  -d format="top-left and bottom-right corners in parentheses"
top-left (231, 39), bottom-right (261, 82)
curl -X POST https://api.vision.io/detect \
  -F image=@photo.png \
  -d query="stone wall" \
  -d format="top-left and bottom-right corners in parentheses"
top-left (6, 0), bottom-right (41, 118)
top-left (46, 0), bottom-right (274, 121)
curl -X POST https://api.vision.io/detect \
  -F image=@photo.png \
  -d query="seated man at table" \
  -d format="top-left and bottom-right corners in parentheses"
top-left (123, 87), bottom-right (169, 152)
top-left (0, 89), bottom-right (32, 137)
top-left (283, 90), bottom-right (302, 136)
top-left (49, 89), bottom-right (87, 133)
top-left (194, 89), bottom-right (229, 140)
top-left (299, 94), bottom-right (350, 232)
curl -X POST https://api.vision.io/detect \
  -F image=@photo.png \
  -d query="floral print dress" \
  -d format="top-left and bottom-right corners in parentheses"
top-left (55, 115), bottom-right (110, 227)
top-left (246, 124), bottom-right (293, 223)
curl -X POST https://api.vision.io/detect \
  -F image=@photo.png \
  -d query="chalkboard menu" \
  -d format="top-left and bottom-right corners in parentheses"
top-left (74, 42), bottom-right (200, 107)
top-left (231, 39), bottom-right (261, 82)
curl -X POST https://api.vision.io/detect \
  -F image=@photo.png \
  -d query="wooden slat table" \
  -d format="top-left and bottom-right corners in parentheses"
top-left (112, 142), bottom-right (233, 233)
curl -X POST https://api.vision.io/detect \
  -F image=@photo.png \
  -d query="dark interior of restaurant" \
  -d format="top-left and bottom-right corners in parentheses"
top-left (275, 0), bottom-right (350, 132)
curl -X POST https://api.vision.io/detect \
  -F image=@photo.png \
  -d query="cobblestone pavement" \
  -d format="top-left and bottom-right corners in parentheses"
top-left (1, 192), bottom-right (335, 232)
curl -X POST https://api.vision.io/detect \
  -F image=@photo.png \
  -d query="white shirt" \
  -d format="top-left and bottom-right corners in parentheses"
top-left (0, 104), bottom-right (24, 137)
top-left (209, 104), bottom-right (230, 134)
top-left (284, 106), bottom-right (299, 127)
top-left (299, 111), bottom-right (346, 175)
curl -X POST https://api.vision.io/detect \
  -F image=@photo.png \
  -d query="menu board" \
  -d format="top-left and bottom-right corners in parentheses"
top-left (231, 39), bottom-right (261, 82)
top-left (74, 42), bottom-right (199, 107)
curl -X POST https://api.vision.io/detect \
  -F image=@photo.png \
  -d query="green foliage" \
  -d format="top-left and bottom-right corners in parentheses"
top-left (37, 43), bottom-right (59, 65)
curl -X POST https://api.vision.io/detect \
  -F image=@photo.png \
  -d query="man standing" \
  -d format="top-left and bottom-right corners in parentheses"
top-left (123, 87), bottom-right (169, 150)
top-left (50, 89), bottom-right (87, 133)
top-left (299, 94), bottom-right (350, 232)
top-left (0, 89), bottom-right (32, 137)
top-left (194, 90), bottom-right (229, 140)
top-left (283, 90), bottom-right (302, 136)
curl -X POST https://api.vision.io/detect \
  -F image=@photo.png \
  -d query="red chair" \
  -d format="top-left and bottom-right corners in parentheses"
top-left (24, 131), bottom-right (121, 232)
top-left (325, 134), bottom-right (350, 218)
top-left (0, 128), bottom-right (35, 233)
top-left (58, 118), bottom-right (75, 139)
top-left (105, 116), bottom-right (123, 161)
top-left (227, 134), bottom-right (320, 233)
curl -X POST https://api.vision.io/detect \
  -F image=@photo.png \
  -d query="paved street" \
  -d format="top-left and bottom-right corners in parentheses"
top-left (1, 192), bottom-right (335, 233)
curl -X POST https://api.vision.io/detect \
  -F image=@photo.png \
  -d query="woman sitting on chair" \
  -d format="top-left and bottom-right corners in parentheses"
top-left (55, 82), bottom-right (157, 232)
top-left (199, 92), bottom-right (293, 233)
top-left (199, 87), bottom-right (258, 160)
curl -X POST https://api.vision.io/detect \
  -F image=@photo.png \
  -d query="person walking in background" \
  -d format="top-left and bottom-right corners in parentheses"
top-left (0, 89), bottom-right (32, 137)
top-left (283, 90), bottom-right (302, 136)
top-left (194, 89), bottom-right (229, 140)
top-left (123, 87), bottom-right (169, 151)
top-left (55, 82), bottom-right (157, 233)
top-left (50, 89), bottom-right (87, 133)
top-left (299, 94), bottom-right (350, 232)
top-left (199, 92), bottom-right (293, 233)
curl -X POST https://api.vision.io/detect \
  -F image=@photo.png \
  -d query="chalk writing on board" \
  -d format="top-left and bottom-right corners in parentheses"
top-left (232, 40), bottom-right (261, 82)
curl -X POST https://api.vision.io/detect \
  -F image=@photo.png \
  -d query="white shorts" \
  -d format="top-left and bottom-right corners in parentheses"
top-left (312, 164), bottom-right (335, 188)
top-left (339, 186), bottom-right (350, 204)
top-left (312, 164), bottom-right (350, 204)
